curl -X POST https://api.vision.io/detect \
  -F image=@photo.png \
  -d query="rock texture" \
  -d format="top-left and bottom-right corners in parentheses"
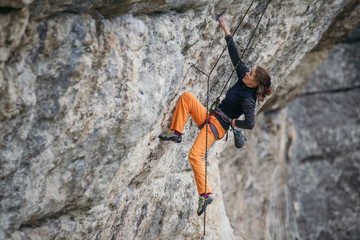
top-left (285, 26), bottom-right (360, 240)
top-left (0, 0), bottom-right (359, 239)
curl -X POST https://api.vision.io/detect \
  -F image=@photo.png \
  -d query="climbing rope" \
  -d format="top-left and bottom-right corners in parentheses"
top-left (204, 59), bottom-right (210, 237)
top-left (197, 0), bottom-right (272, 238)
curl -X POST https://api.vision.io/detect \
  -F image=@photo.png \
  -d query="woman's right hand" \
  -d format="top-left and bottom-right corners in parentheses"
top-left (218, 16), bottom-right (231, 36)
top-left (231, 119), bottom-right (236, 128)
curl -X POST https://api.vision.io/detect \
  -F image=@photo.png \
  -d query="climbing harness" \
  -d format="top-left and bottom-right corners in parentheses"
top-left (199, 117), bottom-right (219, 142)
top-left (190, 0), bottom-right (272, 238)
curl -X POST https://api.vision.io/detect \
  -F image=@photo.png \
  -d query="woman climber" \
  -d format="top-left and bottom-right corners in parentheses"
top-left (159, 16), bottom-right (272, 216)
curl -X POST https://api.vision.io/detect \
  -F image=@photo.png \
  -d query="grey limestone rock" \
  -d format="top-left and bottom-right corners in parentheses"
top-left (0, 0), bottom-right (359, 239)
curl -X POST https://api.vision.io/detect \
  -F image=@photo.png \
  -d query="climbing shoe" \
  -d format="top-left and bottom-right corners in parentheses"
top-left (158, 130), bottom-right (182, 143)
top-left (197, 195), bottom-right (213, 216)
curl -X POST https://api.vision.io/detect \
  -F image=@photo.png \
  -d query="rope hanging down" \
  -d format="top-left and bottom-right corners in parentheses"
top-left (199, 0), bottom-right (272, 238)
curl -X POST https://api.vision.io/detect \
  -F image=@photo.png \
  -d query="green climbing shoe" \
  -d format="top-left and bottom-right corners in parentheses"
top-left (158, 130), bottom-right (182, 143)
top-left (197, 195), bottom-right (213, 216)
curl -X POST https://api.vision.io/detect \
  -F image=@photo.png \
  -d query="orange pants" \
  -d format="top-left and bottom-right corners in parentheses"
top-left (170, 92), bottom-right (226, 195)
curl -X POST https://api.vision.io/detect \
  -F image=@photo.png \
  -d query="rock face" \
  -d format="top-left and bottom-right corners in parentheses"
top-left (0, 0), bottom-right (359, 239)
top-left (285, 26), bottom-right (360, 239)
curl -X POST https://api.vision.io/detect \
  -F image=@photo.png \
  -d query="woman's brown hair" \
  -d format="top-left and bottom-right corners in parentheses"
top-left (255, 66), bottom-right (272, 103)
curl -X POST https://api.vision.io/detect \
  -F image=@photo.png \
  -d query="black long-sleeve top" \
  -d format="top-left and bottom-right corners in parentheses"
top-left (217, 34), bottom-right (256, 130)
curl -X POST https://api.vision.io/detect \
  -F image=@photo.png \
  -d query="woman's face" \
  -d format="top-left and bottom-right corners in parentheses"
top-left (243, 67), bottom-right (258, 88)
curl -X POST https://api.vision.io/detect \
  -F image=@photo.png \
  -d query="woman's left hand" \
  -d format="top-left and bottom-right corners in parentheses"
top-left (218, 16), bottom-right (231, 36)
